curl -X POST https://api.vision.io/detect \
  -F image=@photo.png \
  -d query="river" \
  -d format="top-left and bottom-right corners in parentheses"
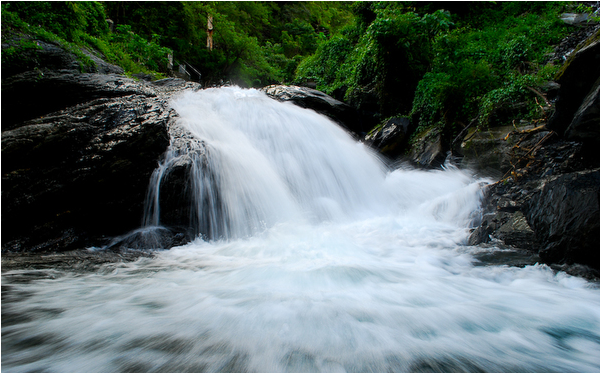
top-left (2, 87), bottom-right (599, 373)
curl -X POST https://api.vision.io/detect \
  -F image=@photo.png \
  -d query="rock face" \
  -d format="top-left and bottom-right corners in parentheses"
top-left (1, 36), bottom-right (199, 253)
top-left (261, 85), bottom-right (367, 136)
top-left (468, 128), bottom-right (600, 273)
top-left (2, 90), bottom-right (173, 252)
top-left (467, 28), bottom-right (600, 275)
top-left (527, 169), bottom-right (600, 269)
top-left (408, 127), bottom-right (447, 168)
top-left (548, 30), bottom-right (600, 142)
top-left (364, 117), bottom-right (412, 159)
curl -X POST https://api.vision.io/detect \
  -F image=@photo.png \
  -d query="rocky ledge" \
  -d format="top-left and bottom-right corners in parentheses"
top-left (467, 28), bottom-right (600, 277)
top-left (1, 34), bottom-right (202, 253)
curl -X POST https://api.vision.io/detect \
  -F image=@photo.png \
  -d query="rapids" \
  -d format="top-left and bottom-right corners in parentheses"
top-left (2, 87), bottom-right (600, 373)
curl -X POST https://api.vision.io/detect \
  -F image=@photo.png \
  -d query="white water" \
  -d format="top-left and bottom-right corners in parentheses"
top-left (3, 87), bottom-right (600, 373)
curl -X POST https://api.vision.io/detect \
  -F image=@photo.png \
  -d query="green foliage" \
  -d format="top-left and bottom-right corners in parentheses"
top-left (110, 24), bottom-right (172, 72)
top-left (100, 1), bottom-right (353, 86)
top-left (2, 1), bottom-right (108, 42)
top-left (1, 2), bottom-right (97, 71)
top-left (410, 2), bottom-right (569, 136)
top-left (1, 1), bottom-right (173, 76)
top-left (296, 3), bottom-right (454, 116)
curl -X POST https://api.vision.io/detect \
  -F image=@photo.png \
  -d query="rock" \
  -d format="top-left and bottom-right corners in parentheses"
top-left (149, 125), bottom-right (214, 237)
top-left (105, 226), bottom-right (188, 252)
top-left (564, 75), bottom-right (600, 145)
top-left (468, 133), bottom-right (600, 272)
top-left (261, 85), bottom-right (366, 136)
top-left (1, 91), bottom-right (173, 253)
top-left (548, 30), bottom-right (600, 137)
top-left (364, 117), bottom-right (412, 158)
top-left (2, 72), bottom-right (156, 130)
top-left (560, 13), bottom-right (592, 26)
top-left (1, 31), bottom-right (206, 254)
top-left (408, 127), bottom-right (447, 168)
top-left (460, 124), bottom-right (550, 177)
top-left (1, 33), bottom-right (124, 77)
top-left (469, 210), bottom-right (536, 248)
top-left (526, 169), bottom-right (600, 269)
top-left (460, 125), bottom-right (520, 176)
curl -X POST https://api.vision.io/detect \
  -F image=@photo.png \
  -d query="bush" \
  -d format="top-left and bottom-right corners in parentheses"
top-left (410, 2), bottom-right (569, 136)
top-left (295, 4), bottom-right (454, 117)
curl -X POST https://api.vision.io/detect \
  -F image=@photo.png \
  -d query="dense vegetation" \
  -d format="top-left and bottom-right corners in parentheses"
top-left (2, 1), bottom-right (351, 84)
top-left (2, 1), bottom-right (585, 139)
top-left (296, 2), bottom-right (572, 135)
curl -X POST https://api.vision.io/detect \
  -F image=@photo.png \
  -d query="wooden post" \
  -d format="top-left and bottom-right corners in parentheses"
top-left (207, 15), bottom-right (213, 51)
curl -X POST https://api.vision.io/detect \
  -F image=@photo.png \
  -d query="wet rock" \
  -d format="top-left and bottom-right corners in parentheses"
top-left (564, 75), bottom-right (600, 145)
top-left (469, 181), bottom-right (538, 250)
top-left (560, 13), bottom-right (592, 26)
top-left (526, 169), bottom-right (600, 269)
top-left (548, 30), bottom-right (600, 138)
top-left (261, 85), bottom-right (366, 136)
top-left (0, 249), bottom-right (154, 273)
top-left (156, 128), bottom-right (207, 232)
top-left (1, 31), bottom-right (207, 254)
top-left (460, 125), bottom-right (521, 176)
top-left (468, 134), bottom-right (600, 272)
top-left (105, 226), bottom-right (188, 251)
top-left (2, 92), bottom-right (174, 253)
top-left (364, 117), bottom-right (412, 158)
top-left (2, 72), bottom-right (156, 130)
top-left (408, 127), bottom-right (446, 168)
top-left (460, 124), bottom-right (553, 178)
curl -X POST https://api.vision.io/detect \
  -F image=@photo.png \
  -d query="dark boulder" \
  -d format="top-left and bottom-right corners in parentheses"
top-left (2, 72), bottom-right (156, 130)
top-left (548, 30), bottom-right (600, 139)
top-left (149, 125), bottom-right (214, 237)
top-left (364, 117), bottom-right (412, 159)
top-left (1, 31), bottom-right (206, 253)
top-left (261, 85), bottom-right (367, 136)
top-left (408, 127), bottom-right (447, 168)
top-left (105, 226), bottom-right (188, 252)
top-left (468, 133), bottom-right (600, 274)
top-left (2, 93), bottom-right (173, 252)
top-left (526, 169), bottom-right (600, 269)
top-left (564, 75), bottom-right (600, 146)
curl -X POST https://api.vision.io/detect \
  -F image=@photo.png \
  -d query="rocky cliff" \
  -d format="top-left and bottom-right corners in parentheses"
top-left (467, 28), bottom-right (600, 277)
top-left (1, 35), bottom-right (200, 253)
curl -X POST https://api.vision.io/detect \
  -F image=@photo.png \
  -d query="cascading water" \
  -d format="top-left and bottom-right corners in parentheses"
top-left (2, 87), bottom-right (600, 373)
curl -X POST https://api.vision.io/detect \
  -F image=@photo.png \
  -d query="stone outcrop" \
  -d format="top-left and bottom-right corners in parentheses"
top-left (527, 169), bottom-right (600, 269)
top-left (261, 85), bottom-right (367, 136)
top-left (364, 117), bottom-right (413, 159)
top-left (548, 29), bottom-right (600, 142)
top-left (2, 91), bottom-right (173, 252)
top-left (1, 35), bottom-right (200, 253)
top-left (408, 127), bottom-right (447, 168)
top-left (468, 136), bottom-right (600, 274)
top-left (468, 29), bottom-right (600, 275)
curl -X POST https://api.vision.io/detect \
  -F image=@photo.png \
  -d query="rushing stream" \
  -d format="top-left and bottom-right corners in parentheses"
top-left (3, 87), bottom-right (600, 373)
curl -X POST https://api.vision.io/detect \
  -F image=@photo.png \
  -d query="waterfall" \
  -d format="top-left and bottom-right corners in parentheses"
top-left (3, 87), bottom-right (600, 373)
top-left (143, 86), bottom-right (478, 241)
